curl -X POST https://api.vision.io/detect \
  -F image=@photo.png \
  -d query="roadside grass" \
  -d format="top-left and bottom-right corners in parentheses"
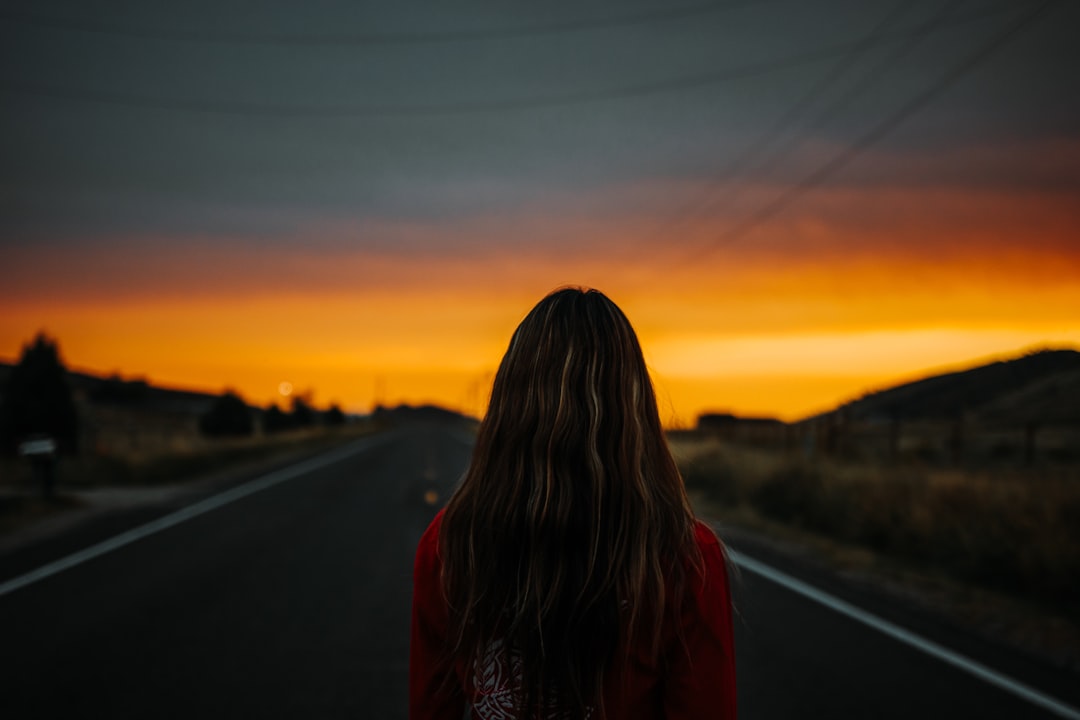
top-left (0, 494), bottom-right (87, 537)
top-left (670, 434), bottom-right (1080, 663)
top-left (0, 421), bottom-right (378, 535)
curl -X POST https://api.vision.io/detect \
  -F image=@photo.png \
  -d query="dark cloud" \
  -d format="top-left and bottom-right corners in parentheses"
top-left (2, 0), bottom-right (1078, 250)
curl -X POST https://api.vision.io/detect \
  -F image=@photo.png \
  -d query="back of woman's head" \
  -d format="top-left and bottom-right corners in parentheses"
top-left (440, 287), bottom-right (699, 718)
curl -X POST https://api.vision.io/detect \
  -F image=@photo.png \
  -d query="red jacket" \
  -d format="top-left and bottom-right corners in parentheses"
top-left (410, 509), bottom-right (736, 719)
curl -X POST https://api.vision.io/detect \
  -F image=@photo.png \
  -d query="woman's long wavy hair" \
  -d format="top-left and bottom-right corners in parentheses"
top-left (440, 287), bottom-right (701, 718)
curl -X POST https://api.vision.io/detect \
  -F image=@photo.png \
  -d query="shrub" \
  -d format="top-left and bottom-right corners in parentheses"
top-left (674, 437), bottom-right (1080, 613)
top-left (681, 449), bottom-right (740, 506)
top-left (199, 392), bottom-right (254, 437)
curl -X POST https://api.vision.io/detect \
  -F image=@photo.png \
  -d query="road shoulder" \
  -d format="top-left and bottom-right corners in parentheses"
top-left (711, 517), bottom-right (1080, 711)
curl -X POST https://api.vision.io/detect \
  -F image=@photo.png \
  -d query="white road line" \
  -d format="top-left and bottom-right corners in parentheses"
top-left (729, 548), bottom-right (1080, 720)
top-left (0, 432), bottom-right (392, 598)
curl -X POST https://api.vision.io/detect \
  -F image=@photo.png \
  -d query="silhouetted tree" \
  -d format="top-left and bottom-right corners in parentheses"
top-left (0, 333), bottom-right (79, 457)
top-left (263, 404), bottom-right (292, 434)
top-left (323, 404), bottom-right (346, 426)
top-left (199, 391), bottom-right (254, 437)
top-left (290, 395), bottom-right (315, 427)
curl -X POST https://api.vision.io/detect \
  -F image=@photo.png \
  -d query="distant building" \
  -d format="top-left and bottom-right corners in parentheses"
top-left (697, 412), bottom-right (786, 443)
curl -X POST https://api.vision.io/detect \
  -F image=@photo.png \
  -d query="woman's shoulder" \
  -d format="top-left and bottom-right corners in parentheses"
top-left (426, 507), bottom-right (447, 535)
top-left (687, 519), bottom-right (729, 592)
top-left (692, 518), bottom-right (722, 554)
top-left (415, 508), bottom-right (447, 570)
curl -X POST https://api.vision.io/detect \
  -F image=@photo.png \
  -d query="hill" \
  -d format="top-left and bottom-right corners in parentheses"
top-left (0, 362), bottom-right (220, 415)
top-left (820, 348), bottom-right (1080, 425)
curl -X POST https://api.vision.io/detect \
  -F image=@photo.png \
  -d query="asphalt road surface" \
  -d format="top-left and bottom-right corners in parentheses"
top-left (1, 422), bottom-right (1077, 719)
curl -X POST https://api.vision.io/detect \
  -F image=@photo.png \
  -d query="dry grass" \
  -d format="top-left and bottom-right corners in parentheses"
top-left (670, 435), bottom-right (1080, 620)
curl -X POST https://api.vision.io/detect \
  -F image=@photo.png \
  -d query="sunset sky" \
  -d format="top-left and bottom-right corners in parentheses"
top-left (2, 0), bottom-right (1078, 425)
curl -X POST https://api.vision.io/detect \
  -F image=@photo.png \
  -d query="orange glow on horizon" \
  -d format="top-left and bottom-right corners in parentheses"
top-left (3, 163), bottom-right (1078, 423)
top-left (3, 279), bottom-right (1078, 423)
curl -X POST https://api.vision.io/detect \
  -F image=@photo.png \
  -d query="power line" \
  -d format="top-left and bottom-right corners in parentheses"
top-left (674, 0), bottom-right (1059, 264)
top-left (656, 0), bottom-right (968, 248)
top-left (0, 1), bottom-right (775, 46)
top-left (740, 0), bottom-right (967, 183)
top-left (1, 4), bottom-right (1016, 119)
top-left (647, 0), bottom-right (914, 244)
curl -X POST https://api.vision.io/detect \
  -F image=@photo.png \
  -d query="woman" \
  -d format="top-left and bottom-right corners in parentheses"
top-left (410, 287), bottom-right (736, 719)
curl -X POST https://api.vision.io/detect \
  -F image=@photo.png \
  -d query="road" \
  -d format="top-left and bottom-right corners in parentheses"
top-left (1, 422), bottom-right (1077, 719)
